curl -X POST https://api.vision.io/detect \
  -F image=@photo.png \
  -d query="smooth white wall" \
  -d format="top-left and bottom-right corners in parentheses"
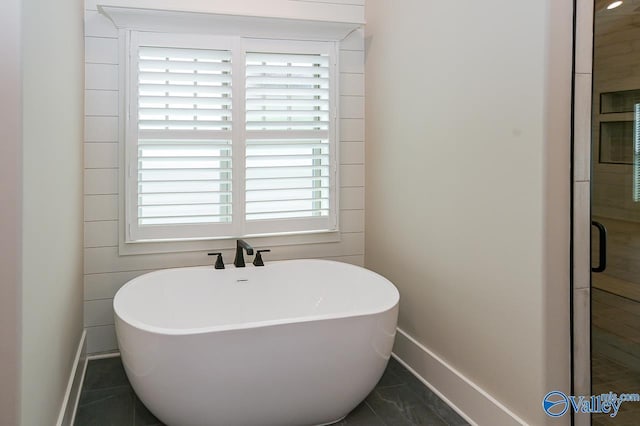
top-left (0, 0), bottom-right (22, 423)
top-left (82, 0), bottom-right (366, 354)
top-left (365, 1), bottom-right (572, 424)
top-left (21, 0), bottom-right (84, 424)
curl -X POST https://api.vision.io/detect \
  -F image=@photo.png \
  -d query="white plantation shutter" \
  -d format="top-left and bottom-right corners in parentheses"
top-left (244, 49), bottom-right (335, 234)
top-left (138, 47), bottom-right (233, 131)
top-left (136, 139), bottom-right (233, 226)
top-left (127, 34), bottom-right (236, 241)
top-left (126, 33), bottom-right (337, 242)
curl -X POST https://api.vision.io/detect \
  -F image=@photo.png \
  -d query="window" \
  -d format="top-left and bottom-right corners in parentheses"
top-left (125, 33), bottom-right (338, 242)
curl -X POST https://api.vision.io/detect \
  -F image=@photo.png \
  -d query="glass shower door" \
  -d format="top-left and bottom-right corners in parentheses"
top-left (591, 4), bottom-right (640, 424)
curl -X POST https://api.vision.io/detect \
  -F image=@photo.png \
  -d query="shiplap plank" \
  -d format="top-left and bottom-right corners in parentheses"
top-left (340, 118), bottom-right (364, 141)
top-left (85, 270), bottom-right (153, 301)
top-left (340, 141), bottom-right (364, 165)
top-left (340, 209), bottom-right (364, 232)
top-left (85, 37), bottom-right (119, 64)
top-left (85, 195), bottom-right (118, 221)
top-left (86, 64), bottom-right (118, 90)
top-left (85, 116), bottom-right (118, 142)
top-left (340, 164), bottom-right (364, 187)
top-left (340, 96), bottom-right (364, 119)
top-left (340, 187), bottom-right (364, 210)
top-left (339, 50), bottom-right (365, 73)
top-left (84, 220), bottom-right (119, 248)
top-left (340, 73), bottom-right (364, 96)
top-left (86, 90), bottom-right (119, 117)
top-left (86, 325), bottom-right (118, 354)
top-left (84, 169), bottom-right (118, 195)
top-left (84, 300), bottom-right (114, 327)
top-left (85, 143), bottom-right (119, 168)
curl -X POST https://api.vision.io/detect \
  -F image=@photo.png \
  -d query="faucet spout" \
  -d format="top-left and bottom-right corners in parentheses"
top-left (234, 239), bottom-right (253, 267)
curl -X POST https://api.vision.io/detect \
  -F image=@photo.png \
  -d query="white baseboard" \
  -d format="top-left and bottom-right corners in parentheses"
top-left (56, 330), bottom-right (87, 426)
top-left (392, 328), bottom-right (527, 426)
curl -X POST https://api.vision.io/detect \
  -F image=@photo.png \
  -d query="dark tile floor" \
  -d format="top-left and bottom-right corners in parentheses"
top-left (75, 356), bottom-right (468, 426)
top-left (591, 289), bottom-right (640, 426)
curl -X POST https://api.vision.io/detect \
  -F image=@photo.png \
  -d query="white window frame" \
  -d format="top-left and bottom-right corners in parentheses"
top-left (123, 31), bottom-right (339, 245)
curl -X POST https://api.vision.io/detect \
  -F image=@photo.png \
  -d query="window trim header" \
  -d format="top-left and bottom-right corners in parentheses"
top-left (99, 5), bottom-right (363, 41)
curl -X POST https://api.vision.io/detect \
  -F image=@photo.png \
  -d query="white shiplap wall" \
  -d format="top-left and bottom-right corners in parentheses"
top-left (83, 0), bottom-right (365, 354)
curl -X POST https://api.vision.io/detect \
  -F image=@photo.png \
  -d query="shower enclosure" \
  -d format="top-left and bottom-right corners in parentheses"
top-left (589, 1), bottom-right (640, 424)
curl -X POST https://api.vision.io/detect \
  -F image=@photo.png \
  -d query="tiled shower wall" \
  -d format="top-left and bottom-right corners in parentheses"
top-left (592, 10), bottom-right (640, 222)
top-left (83, 0), bottom-right (366, 354)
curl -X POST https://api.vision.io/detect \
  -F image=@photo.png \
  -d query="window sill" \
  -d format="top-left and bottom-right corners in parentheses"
top-left (118, 230), bottom-right (341, 256)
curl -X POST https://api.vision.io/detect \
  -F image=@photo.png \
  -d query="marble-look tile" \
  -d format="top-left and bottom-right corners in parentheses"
top-left (334, 402), bottom-right (384, 426)
top-left (591, 289), bottom-right (640, 424)
top-left (404, 384), bottom-right (468, 426)
top-left (76, 386), bottom-right (134, 426)
top-left (82, 357), bottom-right (129, 391)
top-left (78, 356), bottom-right (469, 426)
top-left (133, 395), bottom-right (164, 426)
top-left (366, 385), bottom-right (448, 426)
top-left (386, 359), bottom-right (468, 426)
top-left (375, 359), bottom-right (406, 388)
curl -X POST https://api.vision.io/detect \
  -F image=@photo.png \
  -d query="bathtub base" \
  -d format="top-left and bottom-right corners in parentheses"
top-left (118, 311), bottom-right (397, 426)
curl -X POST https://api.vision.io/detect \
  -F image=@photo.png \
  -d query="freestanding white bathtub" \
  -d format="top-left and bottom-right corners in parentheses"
top-left (114, 259), bottom-right (399, 426)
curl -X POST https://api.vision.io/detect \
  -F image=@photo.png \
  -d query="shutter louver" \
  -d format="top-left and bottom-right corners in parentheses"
top-left (245, 52), bottom-right (331, 222)
top-left (136, 46), bottom-right (233, 228)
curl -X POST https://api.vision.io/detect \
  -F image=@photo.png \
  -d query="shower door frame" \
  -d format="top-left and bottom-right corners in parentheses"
top-left (571, 1), bottom-right (594, 426)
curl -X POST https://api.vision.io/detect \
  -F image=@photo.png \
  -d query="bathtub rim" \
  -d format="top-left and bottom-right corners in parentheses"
top-left (113, 259), bottom-right (399, 336)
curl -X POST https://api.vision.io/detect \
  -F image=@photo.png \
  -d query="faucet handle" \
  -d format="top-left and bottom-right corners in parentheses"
top-left (253, 249), bottom-right (271, 267)
top-left (208, 252), bottom-right (225, 269)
